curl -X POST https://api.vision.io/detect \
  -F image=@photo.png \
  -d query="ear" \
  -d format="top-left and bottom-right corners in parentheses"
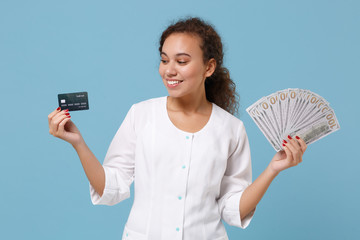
top-left (205, 58), bottom-right (216, 78)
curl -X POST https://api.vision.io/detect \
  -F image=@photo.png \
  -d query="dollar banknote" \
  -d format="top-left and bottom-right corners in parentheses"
top-left (246, 89), bottom-right (340, 151)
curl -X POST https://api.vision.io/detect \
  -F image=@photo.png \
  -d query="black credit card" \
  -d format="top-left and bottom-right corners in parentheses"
top-left (58, 91), bottom-right (89, 111)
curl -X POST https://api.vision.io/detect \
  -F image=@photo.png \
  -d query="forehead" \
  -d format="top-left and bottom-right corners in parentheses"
top-left (162, 33), bottom-right (203, 56)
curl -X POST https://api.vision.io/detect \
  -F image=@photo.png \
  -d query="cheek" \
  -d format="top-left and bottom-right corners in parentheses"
top-left (181, 65), bottom-right (203, 79)
top-left (158, 65), bottom-right (164, 76)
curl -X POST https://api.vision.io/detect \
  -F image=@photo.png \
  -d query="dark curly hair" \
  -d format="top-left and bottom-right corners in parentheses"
top-left (159, 17), bottom-right (239, 115)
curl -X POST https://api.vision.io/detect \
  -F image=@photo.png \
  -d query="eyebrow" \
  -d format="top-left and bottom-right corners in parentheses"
top-left (160, 52), bottom-right (191, 58)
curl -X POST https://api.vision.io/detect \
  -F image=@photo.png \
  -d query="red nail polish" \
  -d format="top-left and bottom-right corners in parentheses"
top-left (67, 116), bottom-right (71, 118)
top-left (295, 136), bottom-right (300, 140)
top-left (65, 113), bottom-right (70, 116)
top-left (283, 140), bottom-right (287, 143)
top-left (57, 107), bottom-right (61, 111)
top-left (288, 135), bottom-right (292, 140)
top-left (64, 109), bottom-right (69, 112)
top-left (282, 144), bottom-right (286, 147)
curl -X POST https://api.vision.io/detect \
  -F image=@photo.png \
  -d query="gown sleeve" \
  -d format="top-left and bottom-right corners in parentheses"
top-left (217, 121), bottom-right (255, 229)
top-left (89, 104), bottom-right (136, 206)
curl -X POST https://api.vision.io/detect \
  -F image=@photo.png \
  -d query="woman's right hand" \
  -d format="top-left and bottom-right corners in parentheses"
top-left (48, 107), bottom-right (83, 146)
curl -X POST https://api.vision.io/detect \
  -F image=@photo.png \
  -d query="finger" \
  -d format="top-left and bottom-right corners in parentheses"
top-left (289, 138), bottom-right (302, 154)
top-left (288, 135), bottom-right (303, 154)
top-left (287, 135), bottom-right (302, 149)
top-left (282, 143), bottom-right (293, 162)
top-left (295, 136), bottom-right (307, 153)
top-left (48, 108), bottom-right (69, 128)
top-left (48, 107), bottom-right (61, 125)
top-left (58, 115), bottom-right (72, 135)
top-left (287, 138), bottom-right (302, 165)
top-left (50, 111), bottom-right (70, 135)
top-left (284, 141), bottom-right (297, 163)
top-left (49, 112), bottom-right (63, 135)
top-left (53, 114), bottom-right (70, 137)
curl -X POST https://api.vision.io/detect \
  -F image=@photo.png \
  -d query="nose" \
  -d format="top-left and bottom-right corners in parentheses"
top-left (165, 61), bottom-right (177, 76)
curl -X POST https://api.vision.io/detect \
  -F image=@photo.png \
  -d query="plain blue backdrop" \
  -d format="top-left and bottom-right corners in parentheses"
top-left (0, 0), bottom-right (358, 239)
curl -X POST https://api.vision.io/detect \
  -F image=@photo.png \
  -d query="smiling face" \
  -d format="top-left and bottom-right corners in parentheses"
top-left (159, 33), bottom-right (214, 99)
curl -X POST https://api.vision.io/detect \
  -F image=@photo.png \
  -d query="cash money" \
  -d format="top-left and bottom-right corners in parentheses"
top-left (246, 89), bottom-right (340, 151)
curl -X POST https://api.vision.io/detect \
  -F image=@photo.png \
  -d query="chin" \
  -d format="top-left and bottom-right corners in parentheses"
top-left (167, 91), bottom-right (182, 98)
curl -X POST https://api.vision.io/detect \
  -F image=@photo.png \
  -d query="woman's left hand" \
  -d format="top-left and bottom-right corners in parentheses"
top-left (268, 135), bottom-right (307, 174)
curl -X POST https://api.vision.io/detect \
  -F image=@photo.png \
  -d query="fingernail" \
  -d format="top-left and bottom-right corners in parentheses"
top-left (295, 136), bottom-right (300, 140)
top-left (283, 140), bottom-right (287, 143)
top-left (67, 116), bottom-right (71, 118)
top-left (288, 135), bottom-right (292, 140)
top-left (57, 107), bottom-right (61, 111)
top-left (64, 109), bottom-right (69, 112)
top-left (282, 144), bottom-right (286, 147)
top-left (65, 113), bottom-right (70, 116)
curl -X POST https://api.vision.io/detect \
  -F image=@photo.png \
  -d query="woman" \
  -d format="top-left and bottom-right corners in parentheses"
top-left (48, 17), bottom-right (306, 240)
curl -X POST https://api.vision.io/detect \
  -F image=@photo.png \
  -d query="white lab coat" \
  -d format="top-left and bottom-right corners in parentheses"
top-left (90, 96), bottom-right (255, 240)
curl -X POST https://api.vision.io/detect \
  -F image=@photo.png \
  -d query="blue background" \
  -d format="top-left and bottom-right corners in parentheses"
top-left (0, 0), bottom-right (358, 239)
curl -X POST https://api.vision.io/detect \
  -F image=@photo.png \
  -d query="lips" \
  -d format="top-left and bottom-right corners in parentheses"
top-left (166, 79), bottom-right (183, 88)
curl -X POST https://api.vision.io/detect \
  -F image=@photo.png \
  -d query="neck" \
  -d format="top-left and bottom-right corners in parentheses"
top-left (167, 90), bottom-right (210, 114)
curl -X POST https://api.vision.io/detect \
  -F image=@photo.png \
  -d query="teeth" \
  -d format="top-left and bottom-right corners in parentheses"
top-left (168, 81), bottom-right (181, 85)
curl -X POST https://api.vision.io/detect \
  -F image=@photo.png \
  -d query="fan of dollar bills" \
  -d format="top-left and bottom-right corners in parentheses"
top-left (246, 88), bottom-right (340, 152)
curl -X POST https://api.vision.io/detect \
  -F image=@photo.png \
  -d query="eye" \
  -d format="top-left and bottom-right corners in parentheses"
top-left (178, 61), bottom-right (187, 64)
top-left (160, 59), bottom-right (168, 64)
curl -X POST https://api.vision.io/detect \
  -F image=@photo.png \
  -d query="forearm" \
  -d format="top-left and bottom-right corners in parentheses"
top-left (73, 139), bottom-right (105, 197)
top-left (239, 166), bottom-right (278, 220)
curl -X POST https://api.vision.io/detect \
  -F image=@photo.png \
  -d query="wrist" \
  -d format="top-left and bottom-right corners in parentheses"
top-left (72, 137), bottom-right (86, 150)
top-left (265, 164), bottom-right (280, 179)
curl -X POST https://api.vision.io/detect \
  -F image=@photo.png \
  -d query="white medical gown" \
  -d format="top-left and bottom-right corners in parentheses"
top-left (90, 96), bottom-right (255, 240)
